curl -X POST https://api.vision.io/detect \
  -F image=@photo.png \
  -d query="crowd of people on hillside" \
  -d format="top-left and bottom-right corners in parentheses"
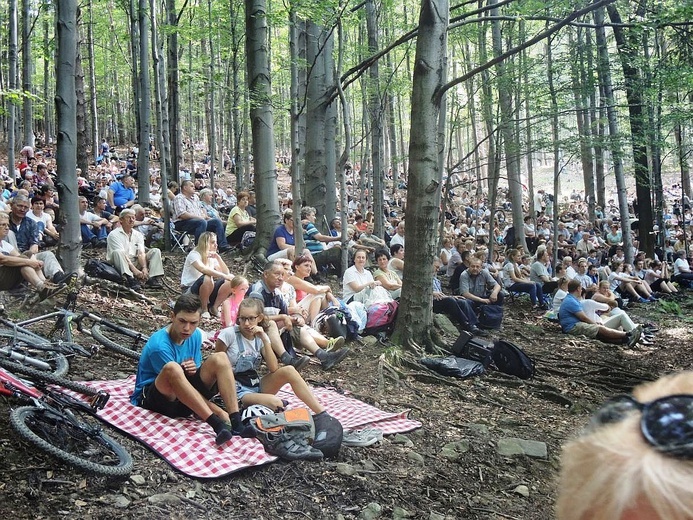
top-left (2, 142), bottom-right (693, 451)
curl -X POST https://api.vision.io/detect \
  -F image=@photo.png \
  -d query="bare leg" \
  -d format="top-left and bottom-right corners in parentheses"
top-left (198, 352), bottom-right (240, 417)
top-left (154, 362), bottom-right (217, 419)
top-left (260, 366), bottom-right (325, 414)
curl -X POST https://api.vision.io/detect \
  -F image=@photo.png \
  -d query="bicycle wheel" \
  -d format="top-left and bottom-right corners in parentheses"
top-left (10, 406), bottom-right (133, 478)
top-left (0, 357), bottom-right (96, 397)
top-left (91, 324), bottom-right (146, 360)
top-left (0, 329), bottom-right (69, 377)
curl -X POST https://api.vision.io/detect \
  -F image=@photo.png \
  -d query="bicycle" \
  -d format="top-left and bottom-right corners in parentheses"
top-left (0, 363), bottom-right (133, 478)
top-left (0, 307), bottom-right (148, 365)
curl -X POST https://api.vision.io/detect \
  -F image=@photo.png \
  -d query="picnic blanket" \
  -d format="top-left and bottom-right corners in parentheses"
top-left (83, 376), bottom-right (421, 479)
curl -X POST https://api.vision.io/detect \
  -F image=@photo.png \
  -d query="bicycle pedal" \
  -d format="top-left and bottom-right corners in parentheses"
top-left (90, 390), bottom-right (110, 410)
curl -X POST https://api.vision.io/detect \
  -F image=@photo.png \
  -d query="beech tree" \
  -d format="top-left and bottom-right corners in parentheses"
top-left (393, 0), bottom-right (448, 351)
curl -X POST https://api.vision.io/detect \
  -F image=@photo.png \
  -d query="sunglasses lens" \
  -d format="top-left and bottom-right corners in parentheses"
top-left (590, 396), bottom-right (640, 428)
top-left (642, 396), bottom-right (693, 456)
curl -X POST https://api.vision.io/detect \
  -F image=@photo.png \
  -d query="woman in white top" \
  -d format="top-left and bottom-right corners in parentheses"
top-left (180, 231), bottom-right (235, 319)
top-left (342, 249), bottom-right (381, 303)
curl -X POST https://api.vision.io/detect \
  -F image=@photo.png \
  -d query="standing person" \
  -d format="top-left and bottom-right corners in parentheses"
top-left (130, 293), bottom-right (248, 446)
top-left (180, 231), bottom-right (236, 319)
top-left (106, 209), bottom-right (164, 290)
top-left (224, 190), bottom-right (256, 245)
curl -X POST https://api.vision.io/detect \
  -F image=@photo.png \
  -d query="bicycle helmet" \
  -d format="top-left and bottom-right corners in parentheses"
top-left (241, 404), bottom-right (274, 426)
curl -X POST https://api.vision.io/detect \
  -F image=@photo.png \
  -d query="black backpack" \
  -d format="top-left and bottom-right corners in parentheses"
top-left (492, 340), bottom-right (535, 379)
top-left (312, 412), bottom-right (343, 459)
top-left (84, 258), bottom-right (123, 283)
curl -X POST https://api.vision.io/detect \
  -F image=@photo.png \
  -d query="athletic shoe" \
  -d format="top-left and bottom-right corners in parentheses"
top-left (255, 430), bottom-right (324, 461)
top-left (201, 311), bottom-right (211, 320)
top-left (38, 282), bottom-right (68, 301)
top-left (637, 297), bottom-right (648, 304)
top-left (321, 348), bottom-right (350, 370)
top-left (145, 276), bottom-right (163, 288)
top-left (287, 354), bottom-right (310, 371)
top-left (648, 295), bottom-right (658, 302)
top-left (343, 428), bottom-right (384, 447)
top-left (627, 326), bottom-right (642, 348)
top-left (53, 271), bottom-right (77, 285)
top-left (325, 336), bottom-right (346, 352)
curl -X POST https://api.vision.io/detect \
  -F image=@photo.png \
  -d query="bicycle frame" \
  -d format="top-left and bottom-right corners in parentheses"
top-left (0, 365), bottom-right (110, 412)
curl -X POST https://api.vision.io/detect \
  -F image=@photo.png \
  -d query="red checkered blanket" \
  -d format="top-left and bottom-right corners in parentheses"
top-left (83, 376), bottom-right (421, 479)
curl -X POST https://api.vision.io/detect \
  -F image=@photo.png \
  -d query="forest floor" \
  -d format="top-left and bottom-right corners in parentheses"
top-left (0, 248), bottom-right (691, 520)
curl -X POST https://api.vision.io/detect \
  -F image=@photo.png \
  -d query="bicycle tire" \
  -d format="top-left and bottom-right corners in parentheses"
top-left (0, 357), bottom-right (97, 397)
top-left (9, 406), bottom-right (133, 478)
top-left (0, 329), bottom-right (70, 377)
top-left (91, 324), bottom-right (146, 360)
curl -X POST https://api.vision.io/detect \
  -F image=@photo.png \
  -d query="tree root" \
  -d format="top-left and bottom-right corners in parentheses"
top-left (83, 275), bottom-right (157, 303)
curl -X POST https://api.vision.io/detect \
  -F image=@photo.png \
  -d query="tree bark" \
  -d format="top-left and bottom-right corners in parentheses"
top-left (137, 0), bottom-right (151, 203)
top-left (393, 0), bottom-right (448, 352)
top-left (21, 0), bottom-right (33, 147)
top-left (366, 0), bottom-right (384, 237)
top-left (594, 6), bottom-right (633, 262)
top-left (246, 0), bottom-right (280, 257)
top-left (166, 0), bottom-right (180, 181)
top-left (74, 13), bottom-right (88, 177)
top-left (87, 3), bottom-right (98, 162)
top-left (8, 0), bottom-right (18, 179)
top-left (55, 0), bottom-right (81, 273)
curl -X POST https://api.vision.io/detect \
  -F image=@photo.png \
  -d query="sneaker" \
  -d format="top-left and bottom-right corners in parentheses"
top-left (321, 348), bottom-right (350, 370)
top-left (145, 276), bottom-right (163, 288)
top-left (255, 430), bottom-right (323, 461)
top-left (627, 326), bottom-right (642, 348)
top-left (469, 326), bottom-right (488, 337)
top-left (637, 297), bottom-right (648, 304)
top-left (325, 336), bottom-right (345, 352)
top-left (53, 271), bottom-right (77, 285)
top-left (208, 305), bottom-right (221, 318)
top-left (201, 311), bottom-right (212, 320)
top-left (287, 355), bottom-right (310, 371)
top-left (648, 295), bottom-right (658, 302)
top-left (342, 428), bottom-right (384, 447)
top-left (38, 282), bottom-right (68, 301)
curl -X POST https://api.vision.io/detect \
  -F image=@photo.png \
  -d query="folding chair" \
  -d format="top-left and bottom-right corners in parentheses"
top-left (170, 225), bottom-right (194, 253)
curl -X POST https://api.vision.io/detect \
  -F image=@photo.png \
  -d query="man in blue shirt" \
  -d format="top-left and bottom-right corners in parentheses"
top-left (107, 175), bottom-right (136, 214)
top-left (131, 293), bottom-right (248, 446)
top-left (559, 279), bottom-right (639, 347)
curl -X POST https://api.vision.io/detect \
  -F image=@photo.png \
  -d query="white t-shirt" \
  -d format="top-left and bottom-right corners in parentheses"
top-left (342, 266), bottom-right (374, 302)
top-left (581, 299), bottom-right (610, 323)
top-left (674, 258), bottom-right (690, 276)
top-left (552, 289), bottom-right (568, 314)
top-left (1, 239), bottom-right (14, 255)
top-left (180, 250), bottom-right (222, 288)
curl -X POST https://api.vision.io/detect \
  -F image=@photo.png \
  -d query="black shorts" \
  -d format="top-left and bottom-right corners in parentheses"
top-left (140, 368), bottom-right (218, 418)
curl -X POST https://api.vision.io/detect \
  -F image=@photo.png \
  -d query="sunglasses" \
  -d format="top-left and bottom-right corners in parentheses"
top-left (590, 394), bottom-right (693, 458)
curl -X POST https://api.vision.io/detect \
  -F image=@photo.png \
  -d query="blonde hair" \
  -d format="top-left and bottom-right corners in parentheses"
top-left (557, 371), bottom-right (693, 520)
top-left (194, 231), bottom-right (217, 258)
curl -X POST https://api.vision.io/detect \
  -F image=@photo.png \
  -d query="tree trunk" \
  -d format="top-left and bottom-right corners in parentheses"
top-left (491, 0), bottom-right (523, 251)
top-left (206, 0), bottom-right (216, 194)
top-left (594, 6), bottom-right (633, 262)
top-left (8, 0), bottom-right (17, 179)
top-left (137, 0), bottom-right (150, 203)
top-left (166, 0), bottom-right (181, 181)
top-left (366, 0), bottom-right (384, 237)
top-left (393, 0), bottom-right (448, 352)
top-left (324, 33), bottom-right (337, 223)
top-left (129, 0), bottom-right (140, 145)
top-left (246, 0), bottom-right (280, 257)
top-left (230, 0), bottom-right (244, 190)
top-left (87, 3), bottom-right (98, 162)
top-left (75, 13), bottom-right (88, 177)
top-left (304, 20), bottom-right (328, 220)
top-left (606, 4), bottom-right (653, 257)
top-left (21, 0), bottom-right (33, 147)
top-left (55, 0), bottom-right (81, 273)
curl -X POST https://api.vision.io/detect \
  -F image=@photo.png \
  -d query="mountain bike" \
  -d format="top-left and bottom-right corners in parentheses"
top-left (0, 307), bottom-right (148, 365)
top-left (0, 363), bottom-right (133, 478)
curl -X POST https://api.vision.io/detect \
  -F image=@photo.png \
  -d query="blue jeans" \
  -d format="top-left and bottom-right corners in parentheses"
top-left (175, 217), bottom-right (229, 248)
top-left (508, 282), bottom-right (544, 305)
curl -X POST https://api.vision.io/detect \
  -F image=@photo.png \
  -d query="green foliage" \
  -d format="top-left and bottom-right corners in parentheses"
top-left (658, 299), bottom-right (682, 317)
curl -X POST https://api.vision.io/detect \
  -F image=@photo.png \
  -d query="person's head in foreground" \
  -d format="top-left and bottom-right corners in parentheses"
top-left (557, 371), bottom-right (693, 520)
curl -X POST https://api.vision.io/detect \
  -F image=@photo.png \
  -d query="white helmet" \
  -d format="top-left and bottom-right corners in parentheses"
top-left (241, 404), bottom-right (274, 426)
